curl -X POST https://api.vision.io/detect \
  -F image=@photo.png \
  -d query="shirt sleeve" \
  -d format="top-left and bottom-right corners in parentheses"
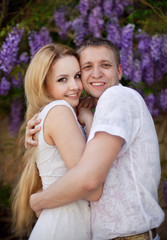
top-left (87, 86), bottom-right (141, 155)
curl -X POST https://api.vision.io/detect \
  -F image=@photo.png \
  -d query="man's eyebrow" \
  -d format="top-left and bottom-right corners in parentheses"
top-left (81, 60), bottom-right (112, 65)
top-left (101, 60), bottom-right (112, 63)
top-left (81, 61), bottom-right (92, 66)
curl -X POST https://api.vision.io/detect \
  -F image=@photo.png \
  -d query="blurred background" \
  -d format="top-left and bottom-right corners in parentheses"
top-left (0, 0), bottom-right (167, 239)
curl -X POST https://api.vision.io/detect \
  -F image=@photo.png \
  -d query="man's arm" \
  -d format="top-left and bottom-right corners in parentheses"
top-left (30, 132), bottom-right (123, 212)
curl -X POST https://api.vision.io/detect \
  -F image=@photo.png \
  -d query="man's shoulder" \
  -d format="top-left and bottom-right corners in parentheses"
top-left (100, 84), bottom-right (141, 100)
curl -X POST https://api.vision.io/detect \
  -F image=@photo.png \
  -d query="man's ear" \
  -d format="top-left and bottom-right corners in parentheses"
top-left (118, 64), bottom-right (123, 80)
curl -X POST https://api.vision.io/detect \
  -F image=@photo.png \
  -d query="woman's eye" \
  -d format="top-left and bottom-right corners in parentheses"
top-left (75, 73), bottom-right (81, 79)
top-left (58, 78), bottom-right (66, 82)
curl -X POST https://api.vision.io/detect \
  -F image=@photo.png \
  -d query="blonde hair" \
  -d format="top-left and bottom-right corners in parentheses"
top-left (12, 43), bottom-right (79, 236)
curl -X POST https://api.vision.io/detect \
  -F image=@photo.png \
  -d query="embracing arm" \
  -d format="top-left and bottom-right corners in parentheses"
top-left (38, 105), bottom-right (101, 201)
top-left (30, 132), bottom-right (123, 212)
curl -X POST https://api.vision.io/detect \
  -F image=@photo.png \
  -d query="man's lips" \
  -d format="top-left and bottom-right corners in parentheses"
top-left (89, 82), bottom-right (106, 89)
top-left (91, 82), bottom-right (105, 86)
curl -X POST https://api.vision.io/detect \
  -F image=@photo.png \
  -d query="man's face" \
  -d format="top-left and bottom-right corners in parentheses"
top-left (79, 46), bottom-right (122, 99)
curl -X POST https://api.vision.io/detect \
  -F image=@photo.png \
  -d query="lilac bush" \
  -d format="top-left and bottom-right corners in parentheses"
top-left (0, 0), bottom-right (167, 137)
top-left (0, 77), bottom-right (11, 95)
top-left (120, 24), bottom-right (135, 80)
top-left (0, 26), bottom-right (52, 135)
top-left (28, 27), bottom-right (52, 57)
top-left (88, 6), bottom-right (104, 38)
top-left (9, 98), bottom-right (23, 136)
top-left (0, 27), bottom-right (24, 73)
top-left (51, 1), bottom-right (167, 118)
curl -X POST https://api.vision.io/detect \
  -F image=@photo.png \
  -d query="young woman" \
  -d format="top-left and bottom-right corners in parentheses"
top-left (12, 43), bottom-right (101, 239)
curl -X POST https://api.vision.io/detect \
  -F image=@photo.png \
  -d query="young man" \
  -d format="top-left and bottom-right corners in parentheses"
top-left (26, 38), bottom-right (164, 240)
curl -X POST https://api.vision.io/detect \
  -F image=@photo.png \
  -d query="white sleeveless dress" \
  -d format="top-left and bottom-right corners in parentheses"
top-left (29, 100), bottom-right (91, 240)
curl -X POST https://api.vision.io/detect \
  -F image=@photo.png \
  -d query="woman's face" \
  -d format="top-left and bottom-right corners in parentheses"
top-left (46, 56), bottom-right (83, 109)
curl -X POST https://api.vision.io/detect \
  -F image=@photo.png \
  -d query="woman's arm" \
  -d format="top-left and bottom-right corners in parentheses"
top-left (45, 105), bottom-right (86, 169)
top-left (46, 106), bottom-right (103, 201)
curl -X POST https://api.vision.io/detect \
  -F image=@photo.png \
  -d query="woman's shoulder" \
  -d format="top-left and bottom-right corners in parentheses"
top-left (39, 100), bottom-right (74, 118)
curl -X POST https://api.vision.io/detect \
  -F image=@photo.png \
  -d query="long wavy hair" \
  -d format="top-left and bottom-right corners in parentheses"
top-left (12, 43), bottom-right (79, 236)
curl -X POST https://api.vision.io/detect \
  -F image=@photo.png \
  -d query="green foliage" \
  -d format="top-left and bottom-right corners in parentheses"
top-left (123, 0), bottom-right (167, 34)
top-left (0, 182), bottom-right (12, 207)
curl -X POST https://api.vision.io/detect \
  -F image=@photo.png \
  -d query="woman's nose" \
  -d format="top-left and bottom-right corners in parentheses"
top-left (69, 78), bottom-right (78, 90)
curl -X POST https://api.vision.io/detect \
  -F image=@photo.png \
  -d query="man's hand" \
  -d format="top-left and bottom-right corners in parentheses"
top-left (25, 113), bottom-right (41, 149)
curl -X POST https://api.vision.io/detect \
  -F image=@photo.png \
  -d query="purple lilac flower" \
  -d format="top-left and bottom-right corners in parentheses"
top-left (154, 52), bottom-right (167, 81)
top-left (0, 77), bottom-right (11, 95)
top-left (159, 89), bottom-right (167, 111)
top-left (137, 32), bottom-right (151, 52)
top-left (78, 0), bottom-right (90, 17)
top-left (158, 35), bottom-right (167, 76)
top-left (88, 6), bottom-right (104, 37)
top-left (92, 0), bottom-right (102, 5)
top-left (0, 27), bottom-right (24, 73)
top-left (121, 24), bottom-right (134, 79)
top-left (9, 98), bottom-right (22, 136)
top-left (150, 35), bottom-right (162, 61)
top-left (141, 52), bottom-right (153, 70)
top-left (162, 180), bottom-right (167, 206)
top-left (143, 63), bottom-right (154, 86)
top-left (11, 72), bottom-right (23, 88)
top-left (106, 18), bottom-right (122, 47)
top-left (161, 34), bottom-right (167, 56)
top-left (114, 0), bottom-right (125, 17)
top-left (122, 0), bottom-right (132, 7)
top-left (132, 59), bottom-right (142, 83)
top-left (158, 56), bottom-right (167, 76)
top-left (154, 65), bottom-right (163, 81)
top-left (103, 0), bottom-right (114, 17)
top-left (104, 0), bottom-right (132, 18)
top-left (144, 93), bottom-right (159, 116)
top-left (28, 27), bottom-right (52, 57)
top-left (121, 23), bottom-right (134, 49)
top-left (120, 48), bottom-right (133, 79)
top-left (140, 52), bottom-right (154, 85)
top-left (54, 7), bottom-right (71, 39)
top-left (136, 32), bottom-right (156, 85)
top-left (18, 52), bottom-right (29, 64)
top-left (72, 17), bottom-right (88, 46)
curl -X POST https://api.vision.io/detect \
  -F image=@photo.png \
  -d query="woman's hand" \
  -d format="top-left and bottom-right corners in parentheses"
top-left (77, 97), bottom-right (94, 138)
top-left (25, 113), bottom-right (41, 149)
top-left (30, 189), bottom-right (43, 218)
top-left (77, 97), bottom-right (95, 113)
top-left (78, 108), bottom-right (93, 127)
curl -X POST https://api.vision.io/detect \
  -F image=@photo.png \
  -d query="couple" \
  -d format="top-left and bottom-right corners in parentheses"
top-left (13, 37), bottom-right (164, 240)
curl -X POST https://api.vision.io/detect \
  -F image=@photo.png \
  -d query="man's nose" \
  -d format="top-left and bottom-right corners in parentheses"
top-left (91, 66), bottom-right (103, 78)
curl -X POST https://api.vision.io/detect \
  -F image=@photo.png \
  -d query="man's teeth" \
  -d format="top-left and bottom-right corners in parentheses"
top-left (91, 83), bottom-right (104, 86)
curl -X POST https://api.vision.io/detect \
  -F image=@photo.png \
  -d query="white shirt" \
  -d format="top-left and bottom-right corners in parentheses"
top-left (88, 85), bottom-right (165, 240)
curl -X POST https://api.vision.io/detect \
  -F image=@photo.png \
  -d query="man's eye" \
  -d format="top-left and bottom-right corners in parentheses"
top-left (83, 65), bottom-right (91, 70)
top-left (102, 64), bottom-right (111, 68)
top-left (58, 78), bottom-right (66, 82)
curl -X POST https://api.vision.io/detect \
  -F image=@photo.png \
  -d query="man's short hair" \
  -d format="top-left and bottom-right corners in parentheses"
top-left (76, 37), bottom-right (120, 67)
